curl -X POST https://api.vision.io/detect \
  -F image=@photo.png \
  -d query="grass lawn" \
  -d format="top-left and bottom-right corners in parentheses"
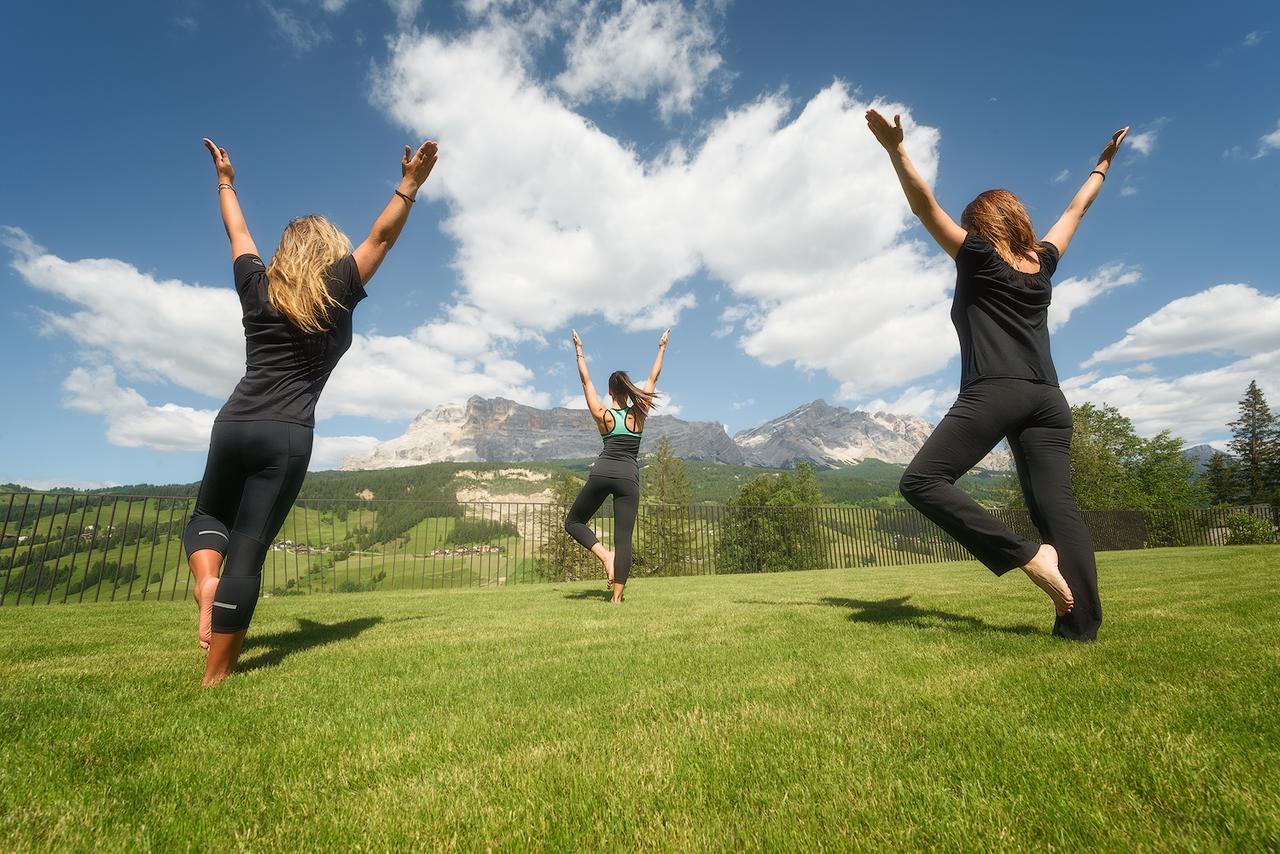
top-left (2, 546), bottom-right (1278, 851)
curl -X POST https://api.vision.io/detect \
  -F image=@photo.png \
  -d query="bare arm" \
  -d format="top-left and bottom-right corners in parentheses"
top-left (202, 138), bottom-right (258, 260)
top-left (865, 110), bottom-right (966, 258)
top-left (1042, 127), bottom-right (1129, 257)
top-left (352, 141), bottom-right (439, 285)
top-left (643, 328), bottom-right (670, 394)
top-left (572, 330), bottom-right (608, 428)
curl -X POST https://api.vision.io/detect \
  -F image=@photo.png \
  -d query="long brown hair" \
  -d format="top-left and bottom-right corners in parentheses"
top-left (960, 189), bottom-right (1045, 270)
top-left (608, 371), bottom-right (658, 418)
top-left (265, 215), bottom-right (352, 333)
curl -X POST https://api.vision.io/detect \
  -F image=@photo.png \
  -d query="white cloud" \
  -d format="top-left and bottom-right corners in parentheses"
top-left (1, 478), bottom-right (123, 491)
top-left (1254, 120), bottom-right (1280, 159)
top-left (1048, 263), bottom-right (1141, 332)
top-left (62, 367), bottom-right (217, 453)
top-left (860, 384), bottom-right (956, 420)
top-left (386, 0), bottom-right (422, 27)
top-left (1085, 284), bottom-right (1280, 365)
top-left (376, 26), bottom-right (964, 398)
top-left (559, 394), bottom-right (590, 409)
top-left (1052, 168), bottom-right (1069, 184)
top-left (61, 366), bottom-right (382, 470)
top-left (4, 227), bottom-right (244, 398)
top-left (312, 435), bottom-right (381, 469)
top-left (320, 0), bottom-right (352, 11)
top-left (1124, 117), bottom-right (1169, 161)
top-left (1063, 349), bottom-right (1280, 442)
top-left (556, 0), bottom-right (727, 120)
top-left (1119, 183), bottom-right (1139, 197)
top-left (264, 3), bottom-right (330, 53)
top-left (1243, 30), bottom-right (1267, 47)
top-left (731, 398), bottom-right (754, 410)
top-left (5, 228), bottom-right (549, 440)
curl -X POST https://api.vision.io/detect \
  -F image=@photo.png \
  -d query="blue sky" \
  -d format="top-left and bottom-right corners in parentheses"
top-left (2, 0), bottom-right (1278, 487)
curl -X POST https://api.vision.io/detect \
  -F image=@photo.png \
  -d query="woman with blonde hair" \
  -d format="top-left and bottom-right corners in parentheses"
top-left (867, 108), bottom-right (1128, 641)
top-left (184, 136), bottom-right (438, 685)
top-left (565, 328), bottom-right (669, 603)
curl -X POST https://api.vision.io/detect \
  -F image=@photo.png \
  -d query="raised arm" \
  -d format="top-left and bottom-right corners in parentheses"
top-left (643, 328), bottom-right (669, 394)
top-left (352, 141), bottom-right (439, 285)
top-left (866, 110), bottom-right (966, 258)
top-left (1042, 127), bottom-right (1129, 257)
top-left (572, 330), bottom-right (608, 427)
top-left (202, 138), bottom-right (258, 260)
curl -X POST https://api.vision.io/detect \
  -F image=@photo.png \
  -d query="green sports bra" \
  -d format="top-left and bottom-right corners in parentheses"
top-left (602, 407), bottom-right (642, 439)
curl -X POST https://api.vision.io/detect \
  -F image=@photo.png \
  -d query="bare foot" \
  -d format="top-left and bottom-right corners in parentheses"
top-left (610, 583), bottom-right (624, 605)
top-left (195, 576), bottom-right (219, 651)
top-left (603, 550), bottom-right (616, 586)
top-left (202, 629), bottom-right (247, 688)
top-left (1021, 544), bottom-right (1074, 616)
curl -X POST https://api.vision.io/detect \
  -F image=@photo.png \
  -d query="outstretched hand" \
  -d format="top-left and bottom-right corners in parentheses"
top-left (865, 109), bottom-right (904, 152)
top-left (402, 141), bottom-right (439, 191)
top-left (202, 137), bottom-right (235, 184)
top-left (658, 328), bottom-right (670, 348)
top-left (1097, 127), bottom-right (1130, 167)
top-left (571, 329), bottom-right (583, 351)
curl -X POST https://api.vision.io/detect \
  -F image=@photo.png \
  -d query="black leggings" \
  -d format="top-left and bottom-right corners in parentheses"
top-left (182, 419), bottom-right (312, 633)
top-left (899, 379), bottom-right (1101, 641)
top-left (564, 475), bottom-right (640, 584)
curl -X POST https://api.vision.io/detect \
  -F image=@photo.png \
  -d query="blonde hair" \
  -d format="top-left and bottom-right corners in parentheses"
top-left (265, 215), bottom-right (352, 333)
top-left (961, 189), bottom-right (1046, 271)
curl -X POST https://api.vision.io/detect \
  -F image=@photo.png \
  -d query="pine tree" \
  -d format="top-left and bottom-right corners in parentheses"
top-left (1227, 381), bottom-right (1280, 504)
top-left (643, 436), bottom-right (693, 506)
top-left (636, 436), bottom-right (693, 576)
top-left (1200, 451), bottom-right (1242, 506)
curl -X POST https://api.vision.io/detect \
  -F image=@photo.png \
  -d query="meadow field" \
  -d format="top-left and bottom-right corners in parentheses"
top-left (2, 546), bottom-right (1277, 850)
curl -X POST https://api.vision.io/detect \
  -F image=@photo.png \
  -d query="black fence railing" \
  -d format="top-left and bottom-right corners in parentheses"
top-left (0, 493), bottom-right (1276, 606)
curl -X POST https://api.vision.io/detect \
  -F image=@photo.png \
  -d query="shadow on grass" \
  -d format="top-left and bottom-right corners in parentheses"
top-left (563, 589), bottom-right (613, 602)
top-left (239, 616), bottom-right (383, 673)
top-left (738, 596), bottom-right (1040, 636)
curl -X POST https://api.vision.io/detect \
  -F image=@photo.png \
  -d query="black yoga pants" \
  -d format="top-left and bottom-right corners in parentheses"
top-left (899, 378), bottom-right (1101, 641)
top-left (564, 474), bottom-right (640, 584)
top-left (182, 419), bottom-right (312, 632)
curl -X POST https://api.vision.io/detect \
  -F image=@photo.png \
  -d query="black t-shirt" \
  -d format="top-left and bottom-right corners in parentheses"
top-left (216, 253), bottom-right (366, 427)
top-left (951, 231), bottom-right (1060, 389)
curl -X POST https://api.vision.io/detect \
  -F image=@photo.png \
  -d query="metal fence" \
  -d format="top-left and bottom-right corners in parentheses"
top-left (1, 492), bottom-right (1276, 606)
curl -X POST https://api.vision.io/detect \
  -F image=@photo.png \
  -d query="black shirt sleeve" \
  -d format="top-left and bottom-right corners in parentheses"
top-left (233, 253), bottom-right (267, 296)
top-left (326, 254), bottom-right (367, 311)
top-left (1038, 241), bottom-right (1060, 278)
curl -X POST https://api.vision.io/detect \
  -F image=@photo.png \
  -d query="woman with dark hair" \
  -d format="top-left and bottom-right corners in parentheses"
top-left (866, 108), bottom-right (1128, 641)
top-left (186, 136), bottom-right (438, 685)
top-left (564, 328), bottom-right (669, 603)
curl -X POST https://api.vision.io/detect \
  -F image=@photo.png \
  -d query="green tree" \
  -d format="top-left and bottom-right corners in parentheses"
top-left (634, 437), bottom-right (694, 576)
top-left (1061, 403), bottom-right (1203, 510)
top-left (1199, 451), bottom-right (1242, 506)
top-left (1227, 380), bottom-right (1280, 504)
top-left (718, 462), bottom-right (828, 573)
top-left (643, 437), bottom-right (693, 506)
top-left (534, 473), bottom-right (598, 581)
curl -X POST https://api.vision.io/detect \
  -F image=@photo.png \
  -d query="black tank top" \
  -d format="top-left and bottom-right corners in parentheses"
top-left (217, 253), bottom-right (366, 428)
top-left (591, 407), bottom-right (642, 482)
top-left (951, 231), bottom-right (1060, 389)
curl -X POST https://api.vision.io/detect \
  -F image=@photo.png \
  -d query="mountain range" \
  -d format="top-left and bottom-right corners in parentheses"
top-left (341, 396), bottom-right (1014, 471)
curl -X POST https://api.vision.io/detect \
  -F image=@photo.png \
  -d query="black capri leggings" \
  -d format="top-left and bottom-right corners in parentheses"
top-left (564, 474), bottom-right (640, 584)
top-left (899, 378), bottom-right (1101, 641)
top-left (182, 419), bottom-right (312, 633)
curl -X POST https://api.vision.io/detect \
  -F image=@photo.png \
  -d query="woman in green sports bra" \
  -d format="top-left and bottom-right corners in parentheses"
top-left (565, 327), bottom-right (669, 603)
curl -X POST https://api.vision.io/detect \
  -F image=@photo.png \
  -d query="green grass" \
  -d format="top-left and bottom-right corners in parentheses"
top-left (2, 546), bottom-right (1277, 851)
